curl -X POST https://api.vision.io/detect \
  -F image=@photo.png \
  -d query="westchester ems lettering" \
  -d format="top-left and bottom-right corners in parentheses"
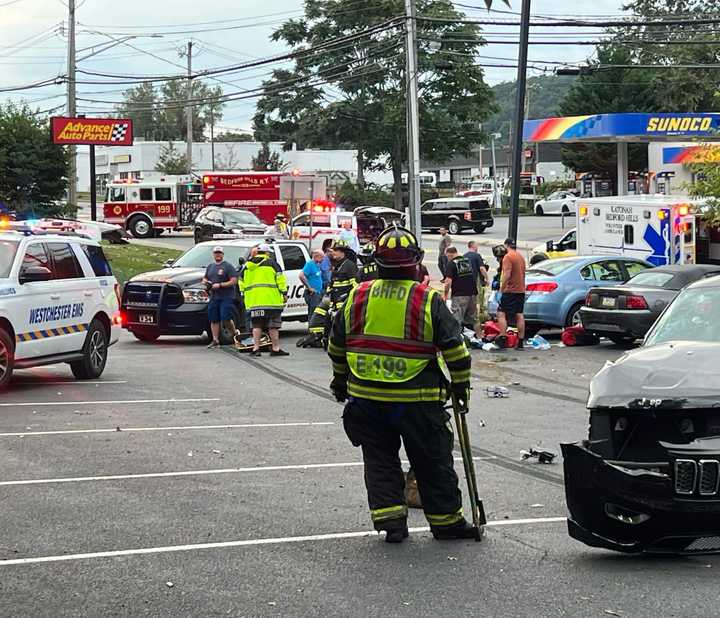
top-left (29, 303), bottom-right (84, 325)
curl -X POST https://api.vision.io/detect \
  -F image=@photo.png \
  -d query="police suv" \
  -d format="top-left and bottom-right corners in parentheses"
top-left (0, 225), bottom-right (120, 390)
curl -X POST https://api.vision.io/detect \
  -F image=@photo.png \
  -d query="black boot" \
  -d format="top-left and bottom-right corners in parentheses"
top-left (384, 528), bottom-right (409, 544)
top-left (432, 521), bottom-right (484, 541)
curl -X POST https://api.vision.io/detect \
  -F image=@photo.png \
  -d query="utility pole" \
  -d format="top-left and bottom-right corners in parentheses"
top-left (490, 132), bottom-right (501, 212)
top-left (404, 0), bottom-right (422, 245)
top-left (185, 41), bottom-right (193, 174)
top-left (508, 0), bottom-right (531, 243)
top-left (66, 0), bottom-right (77, 212)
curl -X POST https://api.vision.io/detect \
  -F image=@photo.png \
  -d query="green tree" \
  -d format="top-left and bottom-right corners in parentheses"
top-left (251, 143), bottom-right (285, 171)
top-left (116, 81), bottom-right (225, 141)
top-left (154, 142), bottom-right (189, 175)
top-left (216, 131), bottom-right (255, 142)
top-left (687, 148), bottom-right (720, 227)
top-left (0, 103), bottom-right (69, 217)
top-left (116, 82), bottom-right (157, 141)
top-left (253, 0), bottom-right (498, 206)
top-left (559, 45), bottom-right (659, 180)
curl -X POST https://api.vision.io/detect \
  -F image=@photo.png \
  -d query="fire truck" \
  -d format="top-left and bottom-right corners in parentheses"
top-left (201, 171), bottom-right (288, 225)
top-left (103, 176), bottom-right (202, 238)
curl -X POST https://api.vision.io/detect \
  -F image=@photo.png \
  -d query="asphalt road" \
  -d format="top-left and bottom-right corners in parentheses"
top-left (1, 329), bottom-right (718, 617)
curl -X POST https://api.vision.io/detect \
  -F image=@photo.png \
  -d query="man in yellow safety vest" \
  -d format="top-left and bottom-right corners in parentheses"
top-left (328, 226), bottom-right (479, 543)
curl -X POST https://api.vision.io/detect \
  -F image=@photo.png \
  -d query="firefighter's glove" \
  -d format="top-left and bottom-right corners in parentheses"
top-left (452, 382), bottom-right (471, 412)
top-left (330, 376), bottom-right (348, 403)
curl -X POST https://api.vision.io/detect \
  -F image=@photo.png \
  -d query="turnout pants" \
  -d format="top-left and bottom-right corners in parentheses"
top-left (343, 397), bottom-right (466, 533)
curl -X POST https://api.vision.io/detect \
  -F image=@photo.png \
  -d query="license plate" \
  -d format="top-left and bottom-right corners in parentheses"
top-left (139, 313), bottom-right (155, 324)
top-left (601, 297), bottom-right (616, 308)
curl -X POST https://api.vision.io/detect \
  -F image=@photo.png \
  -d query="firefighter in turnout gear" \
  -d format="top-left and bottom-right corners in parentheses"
top-left (357, 242), bottom-right (378, 283)
top-left (300, 239), bottom-right (359, 348)
top-left (328, 226), bottom-right (478, 543)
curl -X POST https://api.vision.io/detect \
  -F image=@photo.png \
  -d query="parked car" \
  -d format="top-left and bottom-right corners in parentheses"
top-left (487, 255), bottom-right (652, 336)
top-left (529, 227), bottom-right (577, 265)
top-left (121, 239), bottom-right (310, 343)
top-left (580, 264), bottom-right (720, 346)
top-left (533, 191), bottom-right (577, 216)
top-left (193, 207), bottom-right (266, 243)
top-left (420, 197), bottom-right (494, 235)
top-left (563, 275), bottom-right (720, 554)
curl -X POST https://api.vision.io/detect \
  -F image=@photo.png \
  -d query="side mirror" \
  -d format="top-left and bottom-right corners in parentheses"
top-left (163, 259), bottom-right (175, 268)
top-left (19, 265), bottom-right (52, 284)
top-left (546, 240), bottom-right (554, 252)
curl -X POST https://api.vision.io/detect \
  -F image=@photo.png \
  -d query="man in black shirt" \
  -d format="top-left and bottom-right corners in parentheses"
top-left (443, 246), bottom-right (478, 334)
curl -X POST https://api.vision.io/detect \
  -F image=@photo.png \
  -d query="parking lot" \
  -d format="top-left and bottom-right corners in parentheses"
top-left (2, 326), bottom-right (720, 617)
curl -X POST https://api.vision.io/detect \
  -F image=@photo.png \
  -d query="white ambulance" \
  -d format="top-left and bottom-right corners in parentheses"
top-left (576, 195), bottom-right (701, 266)
top-left (0, 223), bottom-right (121, 389)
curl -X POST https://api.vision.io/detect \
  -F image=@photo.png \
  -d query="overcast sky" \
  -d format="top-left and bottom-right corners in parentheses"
top-left (2, 0), bottom-right (625, 133)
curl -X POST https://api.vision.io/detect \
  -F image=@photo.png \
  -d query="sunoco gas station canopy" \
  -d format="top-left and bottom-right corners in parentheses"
top-left (523, 113), bottom-right (720, 143)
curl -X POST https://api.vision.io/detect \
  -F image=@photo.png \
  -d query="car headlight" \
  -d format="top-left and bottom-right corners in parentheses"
top-left (182, 288), bottom-right (210, 304)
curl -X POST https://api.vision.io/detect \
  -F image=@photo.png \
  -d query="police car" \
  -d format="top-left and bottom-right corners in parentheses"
top-left (121, 238), bottom-right (310, 343)
top-left (0, 224), bottom-right (121, 390)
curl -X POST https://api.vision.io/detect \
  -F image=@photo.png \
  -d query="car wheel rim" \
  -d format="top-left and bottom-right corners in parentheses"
top-left (89, 330), bottom-right (106, 369)
top-left (0, 340), bottom-right (8, 380)
top-left (571, 310), bottom-right (582, 326)
top-left (135, 220), bottom-right (150, 235)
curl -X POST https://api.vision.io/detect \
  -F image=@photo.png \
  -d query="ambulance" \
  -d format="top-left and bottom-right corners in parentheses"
top-left (575, 195), bottom-right (701, 266)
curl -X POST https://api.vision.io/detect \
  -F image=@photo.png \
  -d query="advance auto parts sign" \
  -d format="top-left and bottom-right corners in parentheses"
top-left (50, 116), bottom-right (134, 146)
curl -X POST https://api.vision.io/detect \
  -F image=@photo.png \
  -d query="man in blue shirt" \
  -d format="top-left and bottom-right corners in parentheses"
top-left (202, 246), bottom-right (238, 348)
top-left (299, 249), bottom-right (325, 318)
top-left (320, 239), bottom-right (333, 291)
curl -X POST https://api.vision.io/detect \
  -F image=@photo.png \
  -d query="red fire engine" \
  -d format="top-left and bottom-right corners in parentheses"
top-left (201, 172), bottom-right (288, 225)
top-left (102, 176), bottom-right (202, 238)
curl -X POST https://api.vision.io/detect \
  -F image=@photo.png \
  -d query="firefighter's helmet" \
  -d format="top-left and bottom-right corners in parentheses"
top-left (492, 244), bottom-right (507, 259)
top-left (374, 225), bottom-right (423, 269)
top-left (359, 242), bottom-right (375, 265)
top-left (332, 238), bottom-right (351, 252)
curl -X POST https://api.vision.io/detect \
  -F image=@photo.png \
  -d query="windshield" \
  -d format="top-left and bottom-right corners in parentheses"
top-left (173, 244), bottom-right (251, 269)
top-left (627, 271), bottom-right (674, 288)
top-left (224, 211), bottom-right (261, 226)
top-left (0, 240), bottom-right (18, 278)
top-left (527, 258), bottom-right (582, 277)
top-left (645, 287), bottom-right (720, 346)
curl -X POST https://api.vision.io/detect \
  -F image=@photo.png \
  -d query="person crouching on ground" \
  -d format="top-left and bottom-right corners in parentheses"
top-left (203, 246), bottom-right (239, 349)
top-left (240, 244), bottom-right (290, 357)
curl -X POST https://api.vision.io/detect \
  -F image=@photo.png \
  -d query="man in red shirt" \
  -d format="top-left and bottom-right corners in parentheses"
top-left (497, 238), bottom-right (526, 349)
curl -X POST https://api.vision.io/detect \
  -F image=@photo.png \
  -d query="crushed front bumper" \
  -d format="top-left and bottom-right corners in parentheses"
top-left (562, 441), bottom-right (720, 554)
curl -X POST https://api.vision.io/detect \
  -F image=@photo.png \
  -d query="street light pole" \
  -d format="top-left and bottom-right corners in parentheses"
top-left (185, 41), bottom-right (194, 175)
top-left (508, 0), bottom-right (531, 243)
top-left (404, 0), bottom-right (422, 245)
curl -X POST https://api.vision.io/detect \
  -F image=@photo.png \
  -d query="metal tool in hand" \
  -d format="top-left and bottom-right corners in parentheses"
top-left (451, 392), bottom-right (487, 540)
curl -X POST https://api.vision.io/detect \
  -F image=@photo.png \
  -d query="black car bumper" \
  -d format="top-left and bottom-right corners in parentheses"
top-left (562, 441), bottom-right (720, 554)
top-left (579, 307), bottom-right (655, 338)
top-left (123, 302), bottom-right (210, 336)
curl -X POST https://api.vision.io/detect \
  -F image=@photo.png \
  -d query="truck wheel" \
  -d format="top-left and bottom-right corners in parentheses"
top-left (70, 319), bottom-right (109, 380)
top-left (448, 220), bottom-right (461, 235)
top-left (0, 328), bottom-right (14, 391)
top-left (154, 228), bottom-right (165, 237)
top-left (132, 329), bottom-right (159, 343)
top-left (128, 216), bottom-right (154, 239)
top-left (473, 225), bottom-right (486, 234)
top-left (535, 205), bottom-right (544, 216)
top-left (219, 306), bottom-right (243, 345)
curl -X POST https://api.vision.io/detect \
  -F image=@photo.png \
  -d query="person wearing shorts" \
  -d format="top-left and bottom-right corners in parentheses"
top-left (203, 246), bottom-right (238, 349)
top-left (240, 244), bottom-right (290, 357)
top-left (497, 238), bottom-right (527, 349)
top-left (443, 246), bottom-right (479, 334)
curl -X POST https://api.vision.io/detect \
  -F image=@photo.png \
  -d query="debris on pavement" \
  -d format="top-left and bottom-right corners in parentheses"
top-left (521, 447), bottom-right (557, 464)
top-left (165, 582), bottom-right (174, 588)
top-left (603, 610), bottom-right (622, 617)
top-left (485, 385), bottom-right (509, 398)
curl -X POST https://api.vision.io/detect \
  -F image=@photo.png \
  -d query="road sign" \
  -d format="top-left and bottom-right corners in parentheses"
top-left (279, 176), bottom-right (327, 201)
top-left (50, 117), bottom-right (134, 146)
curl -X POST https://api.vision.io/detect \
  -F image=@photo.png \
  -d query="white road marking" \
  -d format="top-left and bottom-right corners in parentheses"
top-left (0, 517), bottom-right (566, 566)
top-left (0, 421), bottom-right (335, 438)
top-left (0, 398), bottom-right (220, 408)
top-left (0, 457), bottom-right (492, 487)
top-left (13, 381), bottom-right (128, 386)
